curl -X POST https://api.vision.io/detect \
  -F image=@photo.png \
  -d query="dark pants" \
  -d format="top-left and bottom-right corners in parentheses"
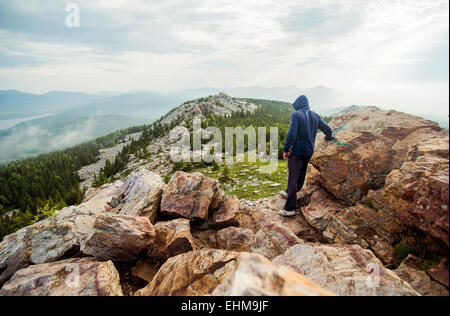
top-left (283, 154), bottom-right (311, 212)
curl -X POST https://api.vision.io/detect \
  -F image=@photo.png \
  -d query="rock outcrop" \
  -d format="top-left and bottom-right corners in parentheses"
top-left (311, 107), bottom-right (446, 204)
top-left (273, 244), bottom-right (420, 296)
top-left (368, 154), bottom-right (449, 249)
top-left (0, 258), bottom-right (123, 296)
top-left (304, 107), bottom-right (449, 260)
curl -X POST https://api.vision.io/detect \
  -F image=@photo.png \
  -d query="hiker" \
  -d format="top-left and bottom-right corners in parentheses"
top-left (279, 95), bottom-right (333, 217)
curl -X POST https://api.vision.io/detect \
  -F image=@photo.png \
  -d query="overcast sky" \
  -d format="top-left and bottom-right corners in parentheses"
top-left (0, 0), bottom-right (448, 115)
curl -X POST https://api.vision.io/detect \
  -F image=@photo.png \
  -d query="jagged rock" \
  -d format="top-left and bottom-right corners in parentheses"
top-left (135, 249), bottom-right (240, 296)
top-left (427, 258), bottom-right (449, 288)
top-left (368, 154), bottom-right (449, 249)
top-left (273, 244), bottom-right (420, 296)
top-left (160, 172), bottom-right (221, 220)
top-left (311, 107), bottom-right (447, 205)
top-left (394, 255), bottom-right (448, 296)
top-left (80, 214), bottom-right (155, 262)
top-left (216, 227), bottom-right (253, 252)
top-left (0, 258), bottom-right (123, 296)
top-left (212, 253), bottom-right (334, 296)
top-left (110, 168), bottom-right (164, 223)
top-left (148, 219), bottom-right (196, 260)
top-left (132, 260), bottom-right (160, 283)
top-left (209, 195), bottom-right (240, 229)
top-left (308, 107), bottom-right (449, 254)
top-left (301, 186), bottom-right (404, 265)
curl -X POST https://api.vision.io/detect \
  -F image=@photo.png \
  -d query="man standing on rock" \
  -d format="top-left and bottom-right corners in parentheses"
top-left (279, 95), bottom-right (333, 217)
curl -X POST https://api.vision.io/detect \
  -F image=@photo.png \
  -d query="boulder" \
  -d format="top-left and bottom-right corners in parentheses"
top-left (394, 255), bottom-right (448, 296)
top-left (135, 249), bottom-right (240, 296)
top-left (212, 253), bottom-right (334, 296)
top-left (80, 214), bottom-right (155, 262)
top-left (148, 219), bottom-right (196, 260)
top-left (209, 195), bottom-right (240, 229)
top-left (0, 257), bottom-right (123, 296)
top-left (110, 168), bottom-right (164, 223)
top-left (273, 244), bottom-right (420, 296)
top-left (160, 172), bottom-right (221, 220)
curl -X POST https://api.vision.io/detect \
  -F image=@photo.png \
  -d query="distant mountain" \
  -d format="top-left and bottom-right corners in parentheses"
top-left (0, 90), bottom-right (102, 114)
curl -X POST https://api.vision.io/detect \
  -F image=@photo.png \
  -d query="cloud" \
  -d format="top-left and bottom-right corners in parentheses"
top-left (0, 0), bottom-right (448, 115)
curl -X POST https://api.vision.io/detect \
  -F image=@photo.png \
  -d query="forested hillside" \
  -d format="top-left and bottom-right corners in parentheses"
top-left (0, 125), bottom-right (146, 239)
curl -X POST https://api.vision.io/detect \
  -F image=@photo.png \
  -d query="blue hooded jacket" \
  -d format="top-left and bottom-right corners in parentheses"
top-left (283, 95), bottom-right (333, 157)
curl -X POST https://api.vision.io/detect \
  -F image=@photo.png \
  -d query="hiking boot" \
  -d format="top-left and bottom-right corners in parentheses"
top-left (279, 209), bottom-right (296, 217)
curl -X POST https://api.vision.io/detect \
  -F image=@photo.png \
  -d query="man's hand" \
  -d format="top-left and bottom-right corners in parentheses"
top-left (283, 152), bottom-right (291, 161)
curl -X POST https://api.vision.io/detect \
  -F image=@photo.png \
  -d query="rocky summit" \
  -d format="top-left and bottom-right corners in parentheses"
top-left (0, 105), bottom-right (448, 296)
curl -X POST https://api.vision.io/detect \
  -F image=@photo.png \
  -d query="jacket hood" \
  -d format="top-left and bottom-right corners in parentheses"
top-left (293, 95), bottom-right (310, 111)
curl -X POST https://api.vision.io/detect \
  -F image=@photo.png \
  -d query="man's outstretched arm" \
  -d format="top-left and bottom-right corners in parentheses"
top-left (318, 118), bottom-right (333, 141)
